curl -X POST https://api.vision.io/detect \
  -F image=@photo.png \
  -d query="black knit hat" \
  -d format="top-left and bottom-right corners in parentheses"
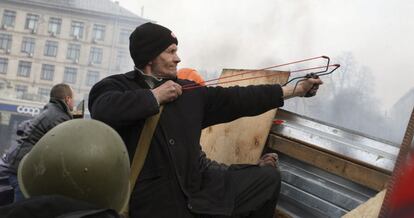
top-left (129, 22), bottom-right (178, 69)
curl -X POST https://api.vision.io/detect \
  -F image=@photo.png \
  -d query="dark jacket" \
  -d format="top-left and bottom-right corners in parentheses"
top-left (0, 99), bottom-right (73, 173)
top-left (0, 195), bottom-right (119, 218)
top-left (88, 70), bottom-right (284, 217)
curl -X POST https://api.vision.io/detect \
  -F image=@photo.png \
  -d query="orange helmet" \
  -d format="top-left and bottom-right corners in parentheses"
top-left (177, 68), bottom-right (205, 86)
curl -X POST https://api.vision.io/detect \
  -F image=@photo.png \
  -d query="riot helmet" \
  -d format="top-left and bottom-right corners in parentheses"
top-left (18, 119), bottom-right (130, 212)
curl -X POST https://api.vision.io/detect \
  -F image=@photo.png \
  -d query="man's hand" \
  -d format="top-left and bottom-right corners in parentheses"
top-left (257, 153), bottom-right (279, 168)
top-left (297, 77), bottom-right (323, 97)
top-left (282, 77), bottom-right (323, 99)
top-left (151, 81), bottom-right (182, 105)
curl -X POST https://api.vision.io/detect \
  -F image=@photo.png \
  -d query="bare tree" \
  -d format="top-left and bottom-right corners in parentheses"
top-left (285, 52), bottom-right (391, 141)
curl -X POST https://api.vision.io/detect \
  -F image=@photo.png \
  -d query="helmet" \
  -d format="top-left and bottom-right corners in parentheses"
top-left (18, 119), bottom-right (130, 212)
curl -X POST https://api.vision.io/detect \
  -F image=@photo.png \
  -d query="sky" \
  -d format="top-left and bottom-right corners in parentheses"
top-left (117, 0), bottom-right (413, 110)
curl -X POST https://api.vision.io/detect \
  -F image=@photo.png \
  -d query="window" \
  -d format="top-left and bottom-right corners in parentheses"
top-left (63, 67), bottom-right (77, 84)
top-left (119, 29), bottom-right (131, 44)
top-left (66, 43), bottom-right (81, 61)
top-left (44, 40), bottom-right (58, 57)
top-left (40, 64), bottom-right (54, 81)
top-left (0, 33), bottom-right (12, 50)
top-left (115, 50), bottom-right (127, 69)
top-left (25, 14), bottom-right (39, 30)
top-left (21, 37), bottom-right (35, 54)
top-left (2, 10), bottom-right (16, 27)
top-left (48, 17), bottom-right (62, 35)
top-left (38, 87), bottom-right (50, 97)
top-left (0, 58), bottom-right (7, 74)
top-left (86, 71), bottom-right (99, 86)
top-left (89, 47), bottom-right (103, 64)
top-left (71, 21), bottom-right (84, 39)
top-left (17, 61), bottom-right (31, 77)
top-left (15, 84), bottom-right (28, 99)
top-left (15, 84), bottom-right (31, 100)
top-left (92, 24), bottom-right (105, 41)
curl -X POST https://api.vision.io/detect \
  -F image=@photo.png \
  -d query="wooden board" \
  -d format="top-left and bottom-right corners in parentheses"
top-left (342, 190), bottom-right (386, 218)
top-left (267, 134), bottom-right (390, 191)
top-left (200, 69), bottom-right (290, 165)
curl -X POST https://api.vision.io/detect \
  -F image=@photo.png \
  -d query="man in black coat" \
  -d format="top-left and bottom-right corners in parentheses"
top-left (0, 83), bottom-right (75, 202)
top-left (88, 23), bottom-right (322, 218)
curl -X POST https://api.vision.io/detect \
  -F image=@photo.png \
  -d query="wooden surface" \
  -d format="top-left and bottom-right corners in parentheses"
top-left (342, 190), bottom-right (386, 218)
top-left (200, 69), bottom-right (290, 165)
top-left (267, 134), bottom-right (390, 191)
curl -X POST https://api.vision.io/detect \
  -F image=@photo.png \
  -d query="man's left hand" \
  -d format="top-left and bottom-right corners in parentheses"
top-left (257, 153), bottom-right (279, 168)
top-left (282, 77), bottom-right (323, 99)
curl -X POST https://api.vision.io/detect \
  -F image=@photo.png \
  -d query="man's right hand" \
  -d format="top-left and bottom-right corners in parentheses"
top-left (151, 80), bottom-right (182, 105)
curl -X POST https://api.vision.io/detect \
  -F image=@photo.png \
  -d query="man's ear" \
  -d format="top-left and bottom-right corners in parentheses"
top-left (64, 96), bottom-right (71, 104)
top-left (143, 64), bottom-right (152, 75)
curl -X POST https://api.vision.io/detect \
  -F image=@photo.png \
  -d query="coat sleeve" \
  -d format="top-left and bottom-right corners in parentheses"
top-left (47, 114), bottom-right (72, 131)
top-left (202, 84), bottom-right (284, 128)
top-left (88, 78), bottom-right (160, 127)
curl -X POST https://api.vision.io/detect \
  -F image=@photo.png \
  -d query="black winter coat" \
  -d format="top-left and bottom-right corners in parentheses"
top-left (88, 70), bottom-right (284, 217)
top-left (0, 99), bottom-right (73, 173)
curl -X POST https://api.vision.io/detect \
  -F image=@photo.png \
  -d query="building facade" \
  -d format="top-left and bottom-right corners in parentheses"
top-left (0, 0), bottom-right (149, 102)
top-left (0, 0), bottom-right (149, 150)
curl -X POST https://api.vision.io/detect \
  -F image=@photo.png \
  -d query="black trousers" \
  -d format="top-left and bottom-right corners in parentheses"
top-left (129, 164), bottom-right (282, 218)
top-left (201, 165), bottom-right (281, 218)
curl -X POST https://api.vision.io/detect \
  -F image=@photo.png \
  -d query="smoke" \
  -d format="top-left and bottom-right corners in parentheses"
top-left (122, 0), bottom-right (316, 72)
top-left (284, 52), bottom-right (412, 144)
top-left (118, 0), bottom-right (414, 142)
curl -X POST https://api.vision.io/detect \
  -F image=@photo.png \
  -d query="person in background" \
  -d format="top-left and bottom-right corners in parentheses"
top-left (177, 68), bottom-right (206, 86)
top-left (0, 83), bottom-right (74, 202)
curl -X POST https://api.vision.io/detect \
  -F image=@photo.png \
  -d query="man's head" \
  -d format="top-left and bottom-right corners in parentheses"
top-left (129, 22), bottom-right (180, 78)
top-left (50, 83), bottom-right (74, 111)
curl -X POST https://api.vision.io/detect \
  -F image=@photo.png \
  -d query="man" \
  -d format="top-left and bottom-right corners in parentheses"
top-left (88, 23), bottom-right (322, 218)
top-left (0, 83), bottom-right (74, 202)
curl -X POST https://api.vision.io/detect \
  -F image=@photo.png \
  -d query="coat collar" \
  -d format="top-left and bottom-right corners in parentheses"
top-left (47, 98), bottom-right (73, 118)
top-left (125, 70), bottom-right (140, 80)
top-left (125, 69), bottom-right (178, 88)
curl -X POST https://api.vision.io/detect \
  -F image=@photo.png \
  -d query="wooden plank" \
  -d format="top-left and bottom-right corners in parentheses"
top-left (267, 134), bottom-right (390, 191)
top-left (200, 69), bottom-right (290, 165)
top-left (342, 190), bottom-right (386, 218)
